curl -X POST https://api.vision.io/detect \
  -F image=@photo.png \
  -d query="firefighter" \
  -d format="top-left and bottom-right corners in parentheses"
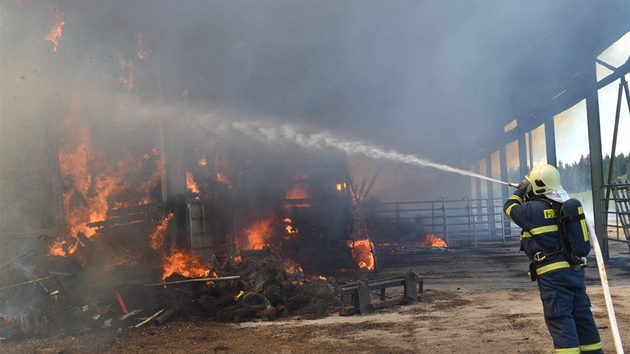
top-left (504, 164), bottom-right (603, 353)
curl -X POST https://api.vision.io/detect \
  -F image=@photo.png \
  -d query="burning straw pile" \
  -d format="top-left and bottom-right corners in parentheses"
top-left (0, 239), bottom-right (338, 343)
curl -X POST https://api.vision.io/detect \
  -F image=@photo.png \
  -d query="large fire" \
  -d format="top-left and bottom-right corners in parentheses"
top-left (162, 250), bottom-right (214, 280)
top-left (416, 234), bottom-right (448, 248)
top-left (348, 239), bottom-right (375, 271)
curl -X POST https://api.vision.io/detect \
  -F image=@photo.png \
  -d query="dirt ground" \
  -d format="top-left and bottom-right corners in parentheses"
top-left (2, 241), bottom-right (630, 354)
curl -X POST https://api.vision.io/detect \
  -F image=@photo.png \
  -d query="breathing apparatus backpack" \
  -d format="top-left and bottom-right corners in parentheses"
top-left (540, 198), bottom-right (592, 265)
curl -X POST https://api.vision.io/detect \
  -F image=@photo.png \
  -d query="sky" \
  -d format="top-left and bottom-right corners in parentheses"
top-left (553, 32), bottom-right (630, 165)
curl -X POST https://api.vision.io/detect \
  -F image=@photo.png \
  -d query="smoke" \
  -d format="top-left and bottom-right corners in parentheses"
top-left (1, 1), bottom-right (628, 260)
top-left (2, 1), bottom-right (625, 161)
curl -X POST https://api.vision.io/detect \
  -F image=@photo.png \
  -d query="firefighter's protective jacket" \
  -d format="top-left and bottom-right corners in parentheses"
top-left (504, 189), bottom-right (567, 270)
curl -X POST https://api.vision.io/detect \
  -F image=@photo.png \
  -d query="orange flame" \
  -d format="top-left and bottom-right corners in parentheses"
top-left (53, 111), bottom-right (162, 256)
top-left (283, 218), bottom-right (297, 234)
top-left (348, 239), bottom-right (375, 271)
top-left (284, 260), bottom-right (303, 275)
top-left (199, 156), bottom-right (207, 166)
top-left (135, 30), bottom-right (151, 60)
top-left (45, 15), bottom-right (65, 52)
top-left (416, 234), bottom-right (447, 247)
top-left (244, 218), bottom-right (273, 249)
top-left (151, 212), bottom-right (174, 250)
top-left (217, 172), bottom-right (231, 188)
top-left (186, 170), bottom-right (199, 195)
top-left (162, 250), bottom-right (213, 280)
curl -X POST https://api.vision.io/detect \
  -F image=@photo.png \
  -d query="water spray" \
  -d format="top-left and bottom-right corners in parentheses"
top-left (225, 119), bottom-right (516, 186)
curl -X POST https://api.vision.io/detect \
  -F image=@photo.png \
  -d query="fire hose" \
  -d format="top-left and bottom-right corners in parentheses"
top-left (585, 222), bottom-right (624, 354)
top-left (506, 182), bottom-right (624, 354)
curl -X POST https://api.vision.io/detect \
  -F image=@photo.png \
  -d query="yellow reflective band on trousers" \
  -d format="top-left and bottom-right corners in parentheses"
top-left (536, 260), bottom-right (570, 275)
top-left (580, 341), bottom-right (603, 352)
top-left (554, 347), bottom-right (580, 353)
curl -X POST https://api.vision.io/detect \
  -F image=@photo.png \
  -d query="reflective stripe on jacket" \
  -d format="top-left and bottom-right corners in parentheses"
top-left (504, 190), bottom-right (563, 266)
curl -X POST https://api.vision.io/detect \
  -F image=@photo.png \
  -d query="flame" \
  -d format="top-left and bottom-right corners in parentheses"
top-left (52, 110), bottom-right (162, 256)
top-left (336, 183), bottom-right (346, 191)
top-left (135, 30), bottom-right (151, 60)
top-left (49, 237), bottom-right (77, 257)
top-left (151, 212), bottom-right (174, 250)
top-left (199, 156), bottom-right (207, 166)
top-left (284, 260), bottom-right (303, 275)
top-left (186, 170), bottom-right (200, 195)
top-left (283, 218), bottom-right (297, 234)
top-left (348, 239), bottom-right (375, 271)
top-left (244, 218), bottom-right (273, 249)
top-left (45, 14), bottom-right (65, 52)
top-left (58, 121), bottom-right (97, 240)
top-left (416, 234), bottom-right (447, 247)
top-left (162, 249), bottom-right (213, 280)
top-left (216, 172), bottom-right (231, 188)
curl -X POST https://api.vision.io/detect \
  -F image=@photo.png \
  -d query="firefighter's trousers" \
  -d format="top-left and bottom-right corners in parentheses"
top-left (536, 264), bottom-right (603, 353)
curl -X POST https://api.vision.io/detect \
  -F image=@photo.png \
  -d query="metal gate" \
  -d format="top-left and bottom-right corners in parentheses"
top-left (363, 197), bottom-right (521, 247)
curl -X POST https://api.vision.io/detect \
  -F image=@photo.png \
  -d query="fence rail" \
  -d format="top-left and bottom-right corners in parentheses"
top-left (364, 197), bottom-right (521, 247)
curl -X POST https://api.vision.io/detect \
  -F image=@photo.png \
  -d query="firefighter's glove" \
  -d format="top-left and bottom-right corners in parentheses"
top-left (517, 178), bottom-right (530, 193)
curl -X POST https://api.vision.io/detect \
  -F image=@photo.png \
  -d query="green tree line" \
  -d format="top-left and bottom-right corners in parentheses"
top-left (557, 152), bottom-right (630, 192)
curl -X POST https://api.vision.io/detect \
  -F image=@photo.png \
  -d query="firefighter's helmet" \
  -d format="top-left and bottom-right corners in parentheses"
top-left (525, 164), bottom-right (562, 195)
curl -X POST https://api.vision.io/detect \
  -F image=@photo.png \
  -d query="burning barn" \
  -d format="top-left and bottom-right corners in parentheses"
top-left (0, 111), bottom-right (379, 340)
top-left (3, 1), bottom-right (628, 351)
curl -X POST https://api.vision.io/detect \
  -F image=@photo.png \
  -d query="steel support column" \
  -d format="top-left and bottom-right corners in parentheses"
top-left (499, 145), bottom-right (511, 236)
top-left (486, 152), bottom-right (496, 236)
top-left (544, 116), bottom-right (557, 166)
top-left (475, 161), bottom-right (483, 221)
top-left (518, 132), bottom-right (529, 178)
top-left (585, 65), bottom-right (607, 258)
